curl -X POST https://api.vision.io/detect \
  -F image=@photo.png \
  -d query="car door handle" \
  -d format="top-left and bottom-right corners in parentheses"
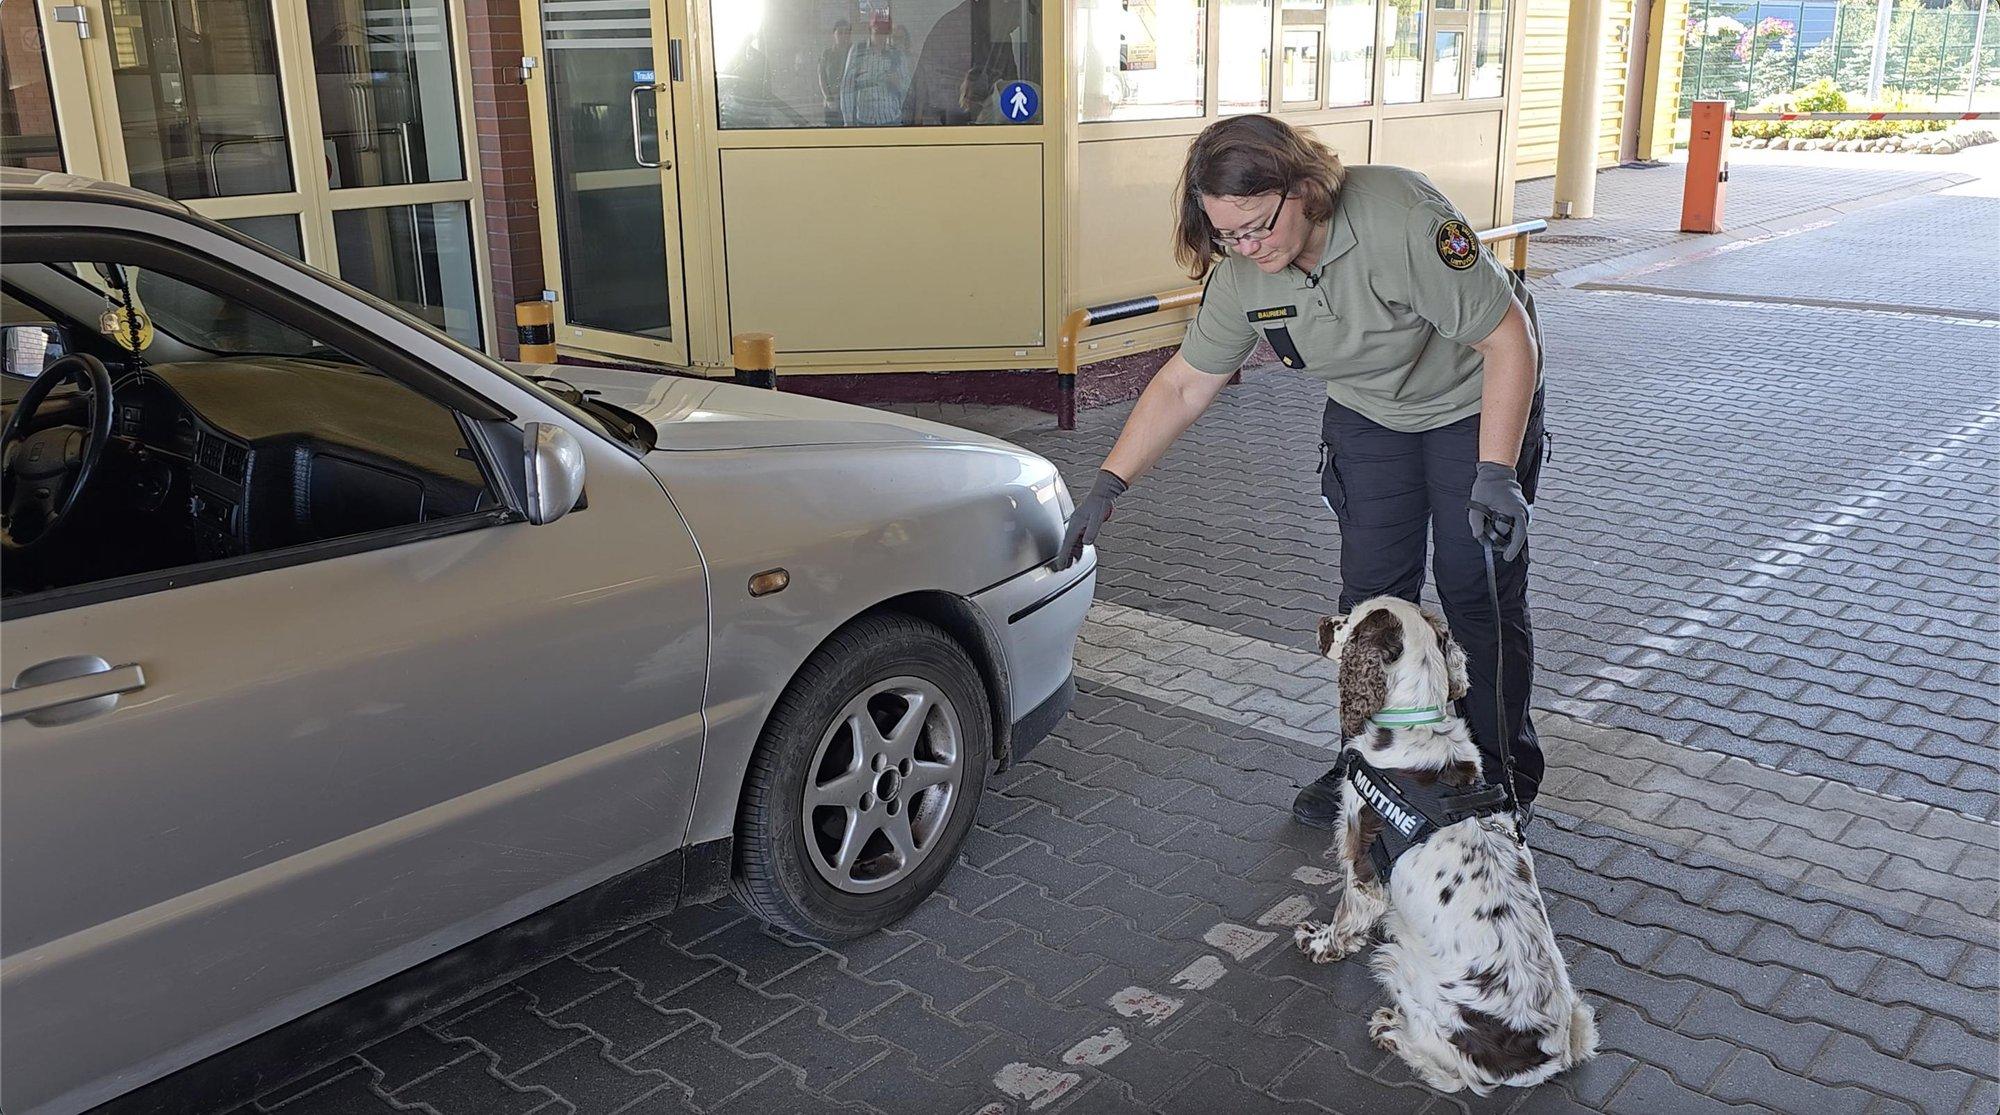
top-left (2, 658), bottom-right (147, 724)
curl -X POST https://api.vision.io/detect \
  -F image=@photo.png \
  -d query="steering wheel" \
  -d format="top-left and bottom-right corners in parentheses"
top-left (1, 352), bottom-right (115, 554)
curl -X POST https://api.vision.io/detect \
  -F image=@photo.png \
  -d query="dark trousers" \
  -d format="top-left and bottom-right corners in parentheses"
top-left (1318, 392), bottom-right (1547, 803)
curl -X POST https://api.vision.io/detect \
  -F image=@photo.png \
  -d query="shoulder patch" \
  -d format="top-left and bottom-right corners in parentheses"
top-left (1246, 305), bottom-right (1299, 323)
top-left (1435, 219), bottom-right (1479, 270)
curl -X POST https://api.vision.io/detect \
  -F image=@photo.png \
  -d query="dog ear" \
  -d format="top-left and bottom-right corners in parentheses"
top-left (1422, 609), bottom-right (1471, 702)
top-left (1338, 611), bottom-right (1398, 739)
top-left (1318, 614), bottom-right (1343, 658)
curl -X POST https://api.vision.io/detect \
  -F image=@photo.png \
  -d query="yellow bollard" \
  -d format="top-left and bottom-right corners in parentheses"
top-left (516, 300), bottom-right (556, 364)
top-left (733, 331), bottom-right (777, 389)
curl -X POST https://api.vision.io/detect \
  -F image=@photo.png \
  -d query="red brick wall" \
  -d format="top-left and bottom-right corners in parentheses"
top-left (464, 0), bottom-right (544, 359)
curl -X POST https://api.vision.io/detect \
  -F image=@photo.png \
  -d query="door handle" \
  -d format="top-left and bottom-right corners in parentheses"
top-left (3, 657), bottom-right (146, 726)
top-left (630, 83), bottom-right (670, 169)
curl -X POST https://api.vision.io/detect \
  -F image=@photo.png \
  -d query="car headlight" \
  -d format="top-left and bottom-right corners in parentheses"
top-left (1052, 471), bottom-right (1074, 518)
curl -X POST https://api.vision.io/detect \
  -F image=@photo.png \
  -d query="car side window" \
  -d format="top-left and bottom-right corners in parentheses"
top-left (1, 246), bottom-right (505, 605)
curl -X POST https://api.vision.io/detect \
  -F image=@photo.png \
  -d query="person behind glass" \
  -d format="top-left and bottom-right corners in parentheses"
top-left (840, 12), bottom-right (910, 127)
top-left (819, 20), bottom-right (853, 127)
top-left (1053, 115), bottom-right (1549, 829)
top-left (906, 0), bottom-right (1029, 125)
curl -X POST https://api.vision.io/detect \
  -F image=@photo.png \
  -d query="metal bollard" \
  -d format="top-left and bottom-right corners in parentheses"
top-left (516, 300), bottom-right (556, 364)
top-left (1681, 100), bottom-right (1732, 233)
top-left (732, 332), bottom-right (777, 389)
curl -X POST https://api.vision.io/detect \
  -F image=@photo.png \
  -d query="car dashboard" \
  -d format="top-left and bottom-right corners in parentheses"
top-left (115, 358), bottom-right (495, 561)
top-left (0, 355), bottom-right (500, 599)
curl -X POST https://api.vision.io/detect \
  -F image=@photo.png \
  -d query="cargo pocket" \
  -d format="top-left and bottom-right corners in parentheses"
top-left (1522, 397), bottom-right (1550, 503)
top-left (1317, 441), bottom-right (1346, 516)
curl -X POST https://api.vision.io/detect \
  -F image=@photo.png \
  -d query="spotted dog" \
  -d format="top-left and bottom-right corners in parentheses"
top-left (1293, 596), bottom-right (1596, 1095)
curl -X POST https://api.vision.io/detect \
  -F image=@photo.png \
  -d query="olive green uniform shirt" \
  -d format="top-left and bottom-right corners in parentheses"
top-left (1179, 164), bottom-right (1541, 433)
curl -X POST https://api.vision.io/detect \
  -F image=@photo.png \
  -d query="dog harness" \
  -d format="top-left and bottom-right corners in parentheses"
top-left (1333, 748), bottom-right (1513, 882)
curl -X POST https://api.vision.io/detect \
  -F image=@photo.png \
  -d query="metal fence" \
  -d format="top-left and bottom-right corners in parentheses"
top-left (1680, 0), bottom-right (1998, 111)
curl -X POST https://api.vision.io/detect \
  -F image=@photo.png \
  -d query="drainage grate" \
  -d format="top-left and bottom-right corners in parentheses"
top-left (1533, 234), bottom-right (1622, 246)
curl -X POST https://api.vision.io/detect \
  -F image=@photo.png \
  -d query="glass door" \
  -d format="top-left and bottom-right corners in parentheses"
top-left (5, 4), bottom-right (106, 176)
top-left (40, 0), bottom-right (491, 350)
top-left (525, 0), bottom-right (689, 366)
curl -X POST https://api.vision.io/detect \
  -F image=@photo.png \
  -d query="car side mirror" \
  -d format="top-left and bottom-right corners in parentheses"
top-left (522, 421), bottom-right (585, 525)
top-left (3, 325), bottom-right (67, 379)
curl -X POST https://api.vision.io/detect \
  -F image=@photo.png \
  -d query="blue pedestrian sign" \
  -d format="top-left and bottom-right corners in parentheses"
top-left (999, 81), bottom-right (1039, 123)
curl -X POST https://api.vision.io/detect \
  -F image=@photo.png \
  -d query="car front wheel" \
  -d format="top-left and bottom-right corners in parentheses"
top-left (731, 612), bottom-right (991, 939)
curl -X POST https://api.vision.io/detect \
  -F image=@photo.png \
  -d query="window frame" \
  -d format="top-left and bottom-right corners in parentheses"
top-left (1462, 0), bottom-right (1509, 102)
top-left (1428, 1), bottom-right (1469, 101)
top-left (1280, 11), bottom-right (1324, 108)
top-left (1075, 0), bottom-right (1211, 124)
top-left (0, 221), bottom-right (525, 621)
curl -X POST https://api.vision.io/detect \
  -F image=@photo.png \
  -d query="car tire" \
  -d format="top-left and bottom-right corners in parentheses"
top-left (731, 612), bottom-right (992, 940)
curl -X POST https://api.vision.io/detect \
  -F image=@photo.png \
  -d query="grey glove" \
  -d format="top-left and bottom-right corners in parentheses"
top-left (1468, 461), bottom-right (1531, 562)
top-left (1054, 469), bottom-right (1127, 570)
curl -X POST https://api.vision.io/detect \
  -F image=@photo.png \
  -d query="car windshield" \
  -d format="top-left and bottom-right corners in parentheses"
top-left (14, 239), bottom-right (652, 456)
top-left (48, 261), bottom-right (340, 361)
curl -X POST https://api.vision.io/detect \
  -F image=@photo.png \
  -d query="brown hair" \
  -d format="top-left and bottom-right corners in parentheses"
top-left (1172, 115), bottom-right (1347, 279)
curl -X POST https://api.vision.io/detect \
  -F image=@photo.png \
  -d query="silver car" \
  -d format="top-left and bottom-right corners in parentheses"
top-left (0, 170), bottom-right (1094, 1115)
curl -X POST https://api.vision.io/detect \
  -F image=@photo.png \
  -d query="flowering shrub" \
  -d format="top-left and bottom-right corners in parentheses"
top-left (1735, 17), bottom-right (1795, 64)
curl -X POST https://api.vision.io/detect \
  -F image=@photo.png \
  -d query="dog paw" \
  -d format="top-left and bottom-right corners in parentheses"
top-left (1369, 1007), bottom-right (1403, 1052)
top-left (1293, 923), bottom-right (1350, 963)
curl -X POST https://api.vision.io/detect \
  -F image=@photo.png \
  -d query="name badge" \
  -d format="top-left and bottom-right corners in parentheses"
top-left (1246, 305), bottom-right (1299, 323)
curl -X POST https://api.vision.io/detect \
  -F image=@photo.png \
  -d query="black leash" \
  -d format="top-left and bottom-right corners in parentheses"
top-left (1480, 530), bottom-right (1530, 845)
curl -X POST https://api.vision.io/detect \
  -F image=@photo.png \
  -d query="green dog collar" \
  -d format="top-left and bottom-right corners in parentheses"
top-left (1369, 705), bottom-right (1447, 728)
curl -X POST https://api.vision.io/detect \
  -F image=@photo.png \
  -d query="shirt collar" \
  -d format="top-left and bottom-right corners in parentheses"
top-left (1293, 198), bottom-right (1358, 287)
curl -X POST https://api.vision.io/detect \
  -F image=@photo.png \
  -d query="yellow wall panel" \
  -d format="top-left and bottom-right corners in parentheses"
top-left (1378, 111), bottom-right (1503, 227)
top-left (1515, 0), bottom-right (1634, 181)
top-left (1642, 0), bottom-right (1690, 160)
top-left (720, 145), bottom-right (1046, 353)
top-left (1307, 120), bottom-right (1374, 170)
top-left (1072, 120), bottom-right (1370, 310)
top-left (1074, 135), bottom-right (1198, 308)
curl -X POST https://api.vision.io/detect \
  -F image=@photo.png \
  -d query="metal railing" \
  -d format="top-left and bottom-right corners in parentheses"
top-left (1055, 218), bottom-right (1549, 430)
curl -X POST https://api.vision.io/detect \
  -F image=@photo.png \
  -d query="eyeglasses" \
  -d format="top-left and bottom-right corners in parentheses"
top-left (1212, 192), bottom-right (1287, 248)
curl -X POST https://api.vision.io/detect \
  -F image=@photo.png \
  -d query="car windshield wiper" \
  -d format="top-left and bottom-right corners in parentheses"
top-left (527, 375), bottom-right (654, 452)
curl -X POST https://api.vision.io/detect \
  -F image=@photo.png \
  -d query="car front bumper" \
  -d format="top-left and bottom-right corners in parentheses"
top-left (971, 549), bottom-right (1097, 765)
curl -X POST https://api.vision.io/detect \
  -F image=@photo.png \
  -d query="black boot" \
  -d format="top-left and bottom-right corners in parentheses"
top-left (1292, 764), bottom-right (1346, 829)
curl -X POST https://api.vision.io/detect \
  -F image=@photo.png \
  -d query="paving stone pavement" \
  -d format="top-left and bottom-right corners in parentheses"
top-left (1578, 190), bottom-right (2000, 319)
top-left (235, 162), bottom-right (1998, 1113)
top-left (1511, 154), bottom-right (1975, 277)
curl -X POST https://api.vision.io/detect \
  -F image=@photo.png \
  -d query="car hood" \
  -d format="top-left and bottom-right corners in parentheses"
top-left (515, 364), bottom-right (1007, 452)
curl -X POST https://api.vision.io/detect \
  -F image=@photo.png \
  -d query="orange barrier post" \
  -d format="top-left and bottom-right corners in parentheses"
top-left (1682, 100), bottom-right (1732, 233)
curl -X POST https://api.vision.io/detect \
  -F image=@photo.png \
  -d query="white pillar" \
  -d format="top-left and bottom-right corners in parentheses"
top-left (1868, 0), bottom-right (1896, 101)
top-left (1970, 0), bottom-right (1990, 111)
top-left (1553, 0), bottom-right (1610, 220)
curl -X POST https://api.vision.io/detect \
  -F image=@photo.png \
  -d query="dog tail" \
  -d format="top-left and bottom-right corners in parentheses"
top-left (1566, 999), bottom-right (1600, 1066)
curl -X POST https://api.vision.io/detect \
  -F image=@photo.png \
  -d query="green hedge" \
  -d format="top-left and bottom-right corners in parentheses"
top-left (1729, 78), bottom-right (1950, 140)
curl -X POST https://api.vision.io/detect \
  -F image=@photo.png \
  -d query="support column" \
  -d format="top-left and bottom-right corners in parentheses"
top-left (1552, 0), bottom-right (1610, 220)
top-left (1867, 0), bottom-right (1895, 101)
top-left (1970, 0), bottom-right (1990, 111)
top-left (465, 0), bottom-right (545, 359)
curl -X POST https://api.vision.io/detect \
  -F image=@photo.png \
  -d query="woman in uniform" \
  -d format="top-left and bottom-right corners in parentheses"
top-left (1054, 114), bottom-right (1548, 828)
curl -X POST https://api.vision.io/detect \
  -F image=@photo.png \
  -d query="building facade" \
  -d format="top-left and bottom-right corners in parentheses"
top-left (2, 1), bottom-right (1675, 407)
